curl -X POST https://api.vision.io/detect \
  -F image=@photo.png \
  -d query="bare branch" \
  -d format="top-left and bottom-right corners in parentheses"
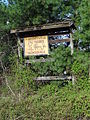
top-left (0, 54), bottom-right (16, 97)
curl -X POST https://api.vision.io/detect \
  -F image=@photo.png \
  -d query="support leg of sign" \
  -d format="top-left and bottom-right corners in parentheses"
top-left (15, 33), bottom-right (21, 58)
top-left (70, 32), bottom-right (75, 84)
top-left (17, 38), bottom-right (21, 58)
top-left (16, 33), bottom-right (24, 65)
top-left (70, 33), bottom-right (74, 55)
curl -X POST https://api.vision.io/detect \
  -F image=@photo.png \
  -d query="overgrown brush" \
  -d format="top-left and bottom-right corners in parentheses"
top-left (0, 78), bottom-right (90, 120)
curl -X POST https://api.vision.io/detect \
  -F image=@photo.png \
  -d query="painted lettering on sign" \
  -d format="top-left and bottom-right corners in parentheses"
top-left (24, 36), bottom-right (49, 56)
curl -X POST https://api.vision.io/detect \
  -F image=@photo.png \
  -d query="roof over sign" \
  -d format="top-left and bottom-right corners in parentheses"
top-left (10, 21), bottom-right (75, 34)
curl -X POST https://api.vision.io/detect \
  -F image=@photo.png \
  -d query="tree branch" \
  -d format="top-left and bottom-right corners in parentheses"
top-left (0, 53), bottom-right (16, 97)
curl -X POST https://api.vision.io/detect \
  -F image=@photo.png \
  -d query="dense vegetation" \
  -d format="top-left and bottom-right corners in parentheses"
top-left (0, 79), bottom-right (89, 120)
top-left (0, 0), bottom-right (90, 120)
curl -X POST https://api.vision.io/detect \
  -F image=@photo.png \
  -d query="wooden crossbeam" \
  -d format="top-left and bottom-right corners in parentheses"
top-left (49, 38), bottom-right (70, 44)
top-left (34, 76), bottom-right (72, 81)
top-left (26, 58), bottom-right (54, 63)
top-left (11, 21), bottom-right (73, 34)
top-left (48, 33), bottom-right (70, 37)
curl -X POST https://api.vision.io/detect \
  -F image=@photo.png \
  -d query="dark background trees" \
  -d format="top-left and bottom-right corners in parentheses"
top-left (0, 0), bottom-right (89, 88)
top-left (1, 0), bottom-right (89, 48)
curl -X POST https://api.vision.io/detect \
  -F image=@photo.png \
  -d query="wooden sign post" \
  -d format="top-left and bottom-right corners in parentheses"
top-left (11, 21), bottom-right (76, 82)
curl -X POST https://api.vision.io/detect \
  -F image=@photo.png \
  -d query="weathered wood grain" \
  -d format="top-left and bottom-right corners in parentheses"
top-left (11, 21), bottom-right (74, 34)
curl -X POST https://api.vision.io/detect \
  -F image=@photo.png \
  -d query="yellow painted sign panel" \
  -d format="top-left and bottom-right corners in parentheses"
top-left (24, 36), bottom-right (49, 56)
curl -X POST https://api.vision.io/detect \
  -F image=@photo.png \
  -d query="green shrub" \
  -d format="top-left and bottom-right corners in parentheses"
top-left (72, 51), bottom-right (89, 79)
top-left (7, 53), bottom-right (36, 96)
top-left (31, 46), bottom-right (72, 76)
top-left (0, 78), bottom-right (90, 120)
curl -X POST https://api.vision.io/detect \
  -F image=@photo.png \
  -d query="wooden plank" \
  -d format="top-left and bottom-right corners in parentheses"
top-left (20, 32), bottom-right (70, 40)
top-left (49, 38), bottom-right (70, 44)
top-left (34, 76), bottom-right (72, 81)
top-left (14, 28), bottom-right (71, 38)
top-left (26, 58), bottom-right (54, 63)
top-left (11, 21), bottom-right (74, 34)
top-left (48, 33), bottom-right (70, 37)
top-left (70, 31), bottom-right (75, 84)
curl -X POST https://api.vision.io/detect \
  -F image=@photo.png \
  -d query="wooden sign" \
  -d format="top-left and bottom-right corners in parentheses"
top-left (24, 36), bottom-right (49, 56)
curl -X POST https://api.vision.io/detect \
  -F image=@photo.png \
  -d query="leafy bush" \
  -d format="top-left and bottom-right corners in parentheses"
top-left (31, 46), bottom-right (72, 76)
top-left (72, 50), bottom-right (89, 79)
top-left (0, 48), bottom-right (89, 120)
top-left (6, 53), bottom-right (36, 96)
top-left (0, 78), bottom-right (90, 120)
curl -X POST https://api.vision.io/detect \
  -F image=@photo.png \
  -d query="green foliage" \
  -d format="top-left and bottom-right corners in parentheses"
top-left (74, 0), bottom-right (90, 50)
top-left (7, 53), bottom-right (36, 95)
top-left (0, 78), bottom-right (90, 120)
top-left (7, 0), bottom-right (82, 28)
top-left (51, 46), bottom-right (71, 75)
top-left (0, 0), bottom-right (90, 120)
top-left (7, 0), bottom-right (61, 28)
top-left (31, 46), bottom-right (71, 76)
top-left (0, 3), bottom-right (8, 30)
top-left (72, 50), bottom-right (89, 79)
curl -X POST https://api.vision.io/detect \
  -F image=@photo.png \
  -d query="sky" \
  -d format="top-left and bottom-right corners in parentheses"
top-left (1, 0), bottom-right (8, 4)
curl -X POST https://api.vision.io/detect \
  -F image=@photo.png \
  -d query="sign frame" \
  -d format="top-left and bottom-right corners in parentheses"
top-left (24, 36), bottom-right (49, 57)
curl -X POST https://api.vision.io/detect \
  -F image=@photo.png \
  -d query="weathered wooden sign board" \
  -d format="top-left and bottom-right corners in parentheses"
top-left (11, 21), bottom-right (76, 83)
top-left (11, 21), bottom-right (75, 58)
top-left (24, 36), bottom-right (49, 56)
